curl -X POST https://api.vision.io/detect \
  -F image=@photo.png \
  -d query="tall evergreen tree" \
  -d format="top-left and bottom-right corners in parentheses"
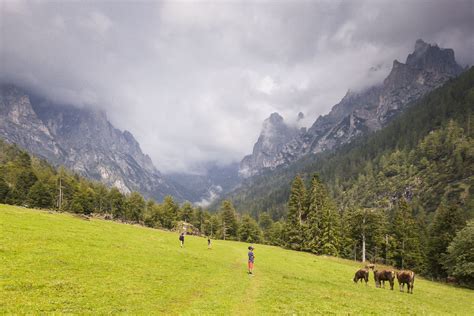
top-left (179, 202), bottom-right (194, 223)
top-left (93, 184), bottom-right (109, 214)
top-left (259, 212), bottom-right (274, 243)
top-left (108, 187), bottom-right (125, 219)
top-left (238, 214), bottom-right (261, 243)
top-left (161, 196), bottom-right (179, 229)
top-left (305, 174), bottom-right (340, 255)
top-left (339, 208), bottom-right (356, 259)
top-left (284, 175), bottom-right (307, 250)
top-left (126, 192), bottom-right (146, 223)
top-left (267, 221), bottom-right (284, 246)
top-left (390, 199), bottom-right (423, 270)
top-left (427, 199), bottom-right (467, 278)
top-left (220, 200), bottom-right (239, 240)
top-left (191, 207), bottom-right (206, 233)
top-left (319, 201), bottom-right (341, 256)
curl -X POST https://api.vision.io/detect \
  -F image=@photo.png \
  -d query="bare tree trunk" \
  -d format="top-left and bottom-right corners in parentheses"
top-left (362, 232), bottom-right (366, 263)
top-left (354, 243), bottom-right (357, 261)
top-left (222, 219), bottom-right (226, 240)
top-left (362, 214), bottom-right (366, 262)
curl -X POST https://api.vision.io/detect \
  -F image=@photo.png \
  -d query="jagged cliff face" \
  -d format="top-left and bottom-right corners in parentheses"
top-left (0, 85), bottom-right (182, 201)
top-left (240, 40), bottom-right (464, 177)
top-left (239, 113), bottom-right (299, 177)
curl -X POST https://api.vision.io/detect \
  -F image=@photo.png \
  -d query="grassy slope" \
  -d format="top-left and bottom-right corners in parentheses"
top-left (1, 204), bottom-right (473, 315)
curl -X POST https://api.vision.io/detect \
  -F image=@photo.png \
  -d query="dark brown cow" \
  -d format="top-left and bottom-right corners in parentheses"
top-left (374, 270), bottom-right (395, 290)
top-left (397, 271), bottom-right (415, 294)
top-left (353, 269), bottom-right (369, 285)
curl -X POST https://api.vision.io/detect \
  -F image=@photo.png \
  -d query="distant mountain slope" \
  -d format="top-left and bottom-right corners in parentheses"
top-left (165, 162), bottom-right (240, 205)
top-left (239, 40), bottom-right (465, 177)
top-left (0, 85), bottom-right (182, 201)
top-left (222, 67), bottom-right (474, 217)
top-left (240, 113), bottom-right (300, 177)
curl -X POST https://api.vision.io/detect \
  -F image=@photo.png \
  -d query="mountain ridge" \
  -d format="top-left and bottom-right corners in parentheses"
top-left (239, 39), bottom-right (465, 177)
top-left (0, 85), bottom-right (182, 201)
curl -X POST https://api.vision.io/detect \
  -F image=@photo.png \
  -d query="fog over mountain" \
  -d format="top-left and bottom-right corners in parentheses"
top-left (1, 0), bottom-right (473, 173)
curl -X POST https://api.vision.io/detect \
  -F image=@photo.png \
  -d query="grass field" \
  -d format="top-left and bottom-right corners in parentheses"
top-left (1, 204), bottom-right (473, 314)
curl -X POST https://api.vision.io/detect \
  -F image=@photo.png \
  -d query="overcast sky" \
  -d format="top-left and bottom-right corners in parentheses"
top-left (1, 0), bottom-right (473, 173)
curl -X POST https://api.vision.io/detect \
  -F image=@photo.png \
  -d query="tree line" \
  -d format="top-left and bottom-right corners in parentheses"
top-left (0, 139), bottom-right (265, 243)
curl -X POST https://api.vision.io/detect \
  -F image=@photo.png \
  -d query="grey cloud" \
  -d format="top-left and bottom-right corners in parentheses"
top-left (1, 0), bottom-right (473, 173)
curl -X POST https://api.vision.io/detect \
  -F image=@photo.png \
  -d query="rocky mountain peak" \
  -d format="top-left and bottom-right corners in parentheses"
top-left (239, 112), bottom-right (298, 177)
top-left (405, 39), bottom-right (462, 75)
top-left (240, 39), bottom-right (465, 177)
top-left (261, 112), bottom-right (288, 137)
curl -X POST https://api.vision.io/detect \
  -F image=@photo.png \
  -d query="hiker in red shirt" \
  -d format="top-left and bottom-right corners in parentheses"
top-left (248, 246), bottom-right (255, 275)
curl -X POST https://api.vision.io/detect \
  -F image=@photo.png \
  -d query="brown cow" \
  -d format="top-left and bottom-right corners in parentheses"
top-left (374, 270), bottom-right (395, 290)
top-left (397, 270), bottom-right (415, 294)
top-left (353, 269), bottom-right (369, 285)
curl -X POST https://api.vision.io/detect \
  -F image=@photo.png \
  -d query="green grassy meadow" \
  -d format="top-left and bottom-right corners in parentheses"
top-left (1, 204), bottom-right (473, 314)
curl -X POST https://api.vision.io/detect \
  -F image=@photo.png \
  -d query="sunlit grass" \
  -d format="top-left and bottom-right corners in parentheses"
top-left (1, 204), bottom-right (473, 314)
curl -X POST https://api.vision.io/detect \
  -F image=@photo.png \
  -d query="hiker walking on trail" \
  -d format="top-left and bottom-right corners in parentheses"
top-left (248, 246), bottom-right (255, 275)
top-left (179, 232), bottom-right (185, 248)
top-left (207, 236), bottom-right (212, 249)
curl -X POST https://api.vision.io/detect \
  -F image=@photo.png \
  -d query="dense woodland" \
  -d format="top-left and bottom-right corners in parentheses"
top-left (0, 139), bottom-right (263, 243)
top-left (1, 68), bottom-right (473, 288)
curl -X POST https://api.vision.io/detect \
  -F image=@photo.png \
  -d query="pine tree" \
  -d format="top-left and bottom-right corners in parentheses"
top-left (238, 214), bottom-right (262, 243)
top-left (220, 200), bottom-right (239, 240)
top-left (339, 208), bottom-right (356, 259)
top-left (126, 192), bottom-right (146, 223)
top-left (161, 196), bottom-right (179, 229)
top-left (27, 181), bottom-right (53, 208)
top-left (427, 199), bottom-right (466, 278)
top-left (108, 187), bottom-right (125, 219)
top-left (191, 207), bottom-right (206, 233)
top-left (0, 176), bottom-right (10, 203)
top-left (441, 220), bottom-right (474, 288)
top-left (70, 183), bottom-right (94, 215)
top-left (305, 174), bottom-right (340, 255)
top-left (319, 201), bottom-right (341, 256)
top-left (390, 198), bottom-right (423, 270)
top-left (93, 184), bottom-right (109, 214)
top-left (268, 221), bottom-right (284, 246)
top-left (284, 175), bottom-right (307, 250)
top-left (259, 212), bottom-right (274, 243)
top-left (179, 202), bottom-right (194, 223)
top-left (10, 170), bottom-right (38, 204)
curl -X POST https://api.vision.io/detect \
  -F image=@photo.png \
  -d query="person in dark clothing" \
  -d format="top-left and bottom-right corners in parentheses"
top-left (248, 246), bottom-right (255, 275)
top-left (207, 236), bottom-right (212, 249)
top-left (179, 232), bottom-right (185, 248)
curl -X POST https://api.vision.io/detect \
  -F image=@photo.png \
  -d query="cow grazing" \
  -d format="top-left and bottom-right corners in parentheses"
top-left (353, 269), bottom-right (369, 285)
top-left (397, 271), bottom-right (415, 294)
top-left (365, 263), bottom-right (376, 270)
top-left (374, 270), bottom-right (395, 290)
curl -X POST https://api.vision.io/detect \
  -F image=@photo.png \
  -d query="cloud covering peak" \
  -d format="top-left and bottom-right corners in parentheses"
top-left (1, 0), bottom-right (473, 172)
